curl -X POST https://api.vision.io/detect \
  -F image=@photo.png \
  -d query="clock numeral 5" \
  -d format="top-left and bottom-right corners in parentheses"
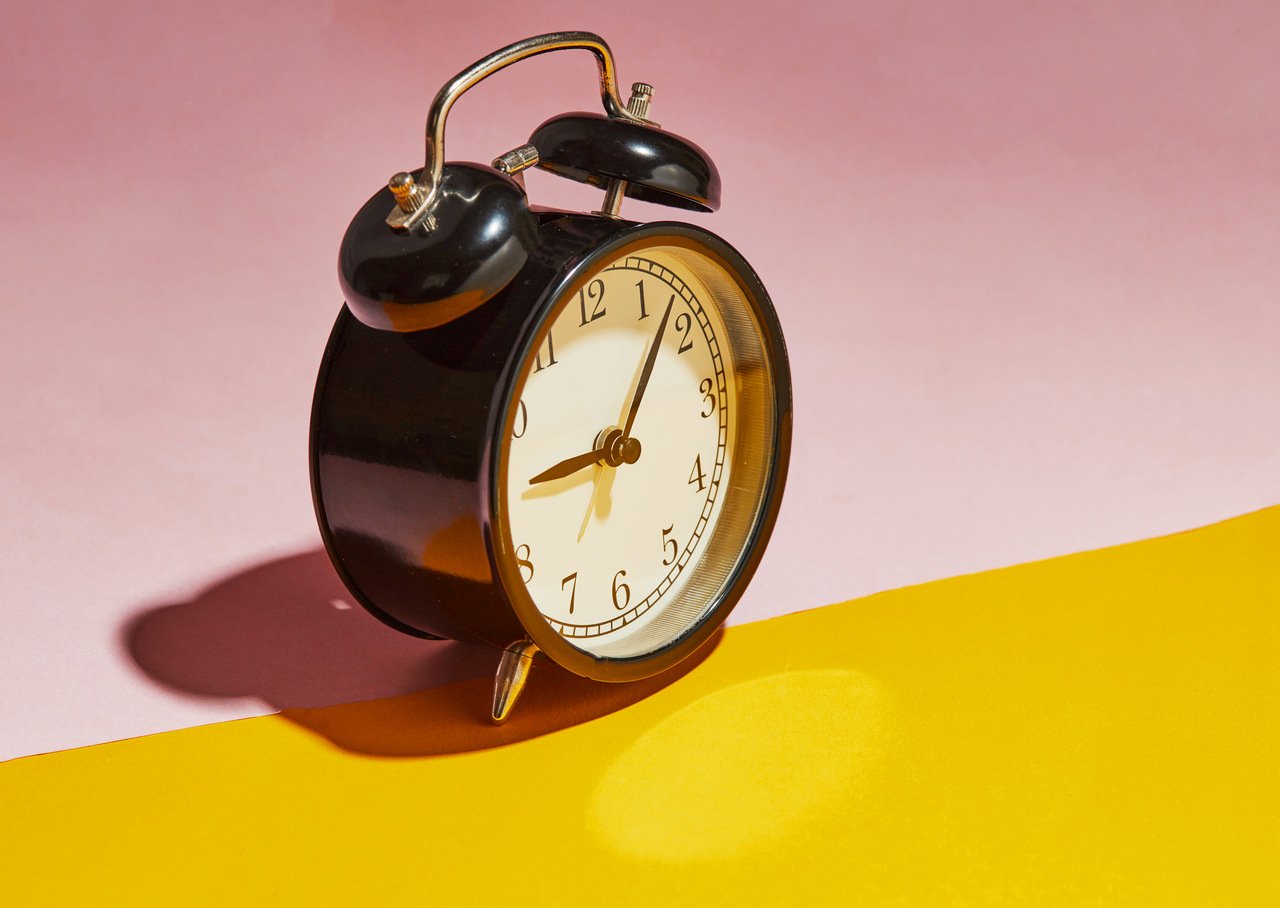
top-left (688, 454), bottom-right (707, 493)
top-left (661, 524), bottom-right (677, 566)
top-left (515, 543), bottom-right (534, 583)
top-left (578, 279), bottom-right (606, 326)
top-left (562, 572), bottom-right (578, 614)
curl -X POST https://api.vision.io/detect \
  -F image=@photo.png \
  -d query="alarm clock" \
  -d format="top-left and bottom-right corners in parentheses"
top-left (310, 32), bottom-right (792, 722)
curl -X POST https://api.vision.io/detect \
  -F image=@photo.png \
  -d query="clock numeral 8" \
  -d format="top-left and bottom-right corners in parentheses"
top-left (515, 543), bottom-right (534, 583)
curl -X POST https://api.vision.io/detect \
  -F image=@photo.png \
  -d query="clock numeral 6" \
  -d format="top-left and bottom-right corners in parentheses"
top-left (512, 399), bottom-right (528, 439)
top-left (661, 524), bottom-right (678, 566)
top-left (515, 543), bottom-right (534, 583)
top-left (699, 377), bottom-right (715, 418)
top-left (561, 572), bottom-right (578, 614)
top-left (578, 279), bottom-right (606, 326)
top-left (688, 454), bottom-right (707, 493)
top-left (612, 570), bottom-right (630, 611)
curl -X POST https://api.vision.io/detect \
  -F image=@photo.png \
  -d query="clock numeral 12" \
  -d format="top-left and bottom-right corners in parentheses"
top-left (578, 279), bottom-right (606, 326)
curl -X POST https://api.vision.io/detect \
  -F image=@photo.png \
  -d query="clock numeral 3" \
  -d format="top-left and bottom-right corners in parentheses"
top-left (699, 377), bottom-right (715, 418)
top-left (515, 543), bottom-right (534, 583)
top-left (512, 399), bottom-right (528, 438)
top-left (612, 570), bottom-right (631, 611)
top-left (561, 572), bottom-right (578, 614)
top-left (674, 310), bottom-right (694, 354)
top-left (661, 524), bottom-right (677, 566)
top-left (578, 279), bottom-right (606, 326)
top-left (688, 454), bottom-right (707, 492)
top-left (533, 333), bottom-right (558, 372)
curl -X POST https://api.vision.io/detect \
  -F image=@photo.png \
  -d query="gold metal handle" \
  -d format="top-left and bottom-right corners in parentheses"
top-left (394, 31), bottom-right (646, 229)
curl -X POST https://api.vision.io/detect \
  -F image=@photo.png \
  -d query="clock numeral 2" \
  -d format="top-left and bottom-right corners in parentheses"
top-left (512, 400), bottom-right (528, 439)
top-left (562, 572), bottom-right (578, 614)
top-left (515, 543), bottom-right (534, 583)
top-left (578, 279), bottom-right (606, 326)
top-left (533, 332), bottom-right (557, 372)
top-left (662, 524), bottom-right (677, 566)
top-left (688, 454), bottom-right (707, 493)
top-left (674, 311), bottom-right (694, 354)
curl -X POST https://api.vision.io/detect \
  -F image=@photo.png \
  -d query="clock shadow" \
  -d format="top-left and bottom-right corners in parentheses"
top-left (122, 548), bottom-right (717, 758)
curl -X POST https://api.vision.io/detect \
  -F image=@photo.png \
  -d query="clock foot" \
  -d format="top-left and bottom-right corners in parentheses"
top-left (491, 639), bottom-right (539, 724)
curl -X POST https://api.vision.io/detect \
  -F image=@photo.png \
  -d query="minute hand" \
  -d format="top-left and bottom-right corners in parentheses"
top-left (622, 297), bottom-right (676, 438)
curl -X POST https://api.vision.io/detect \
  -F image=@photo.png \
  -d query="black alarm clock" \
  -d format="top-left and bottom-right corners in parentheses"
top-left (310, 32), bottom-right (791, 722)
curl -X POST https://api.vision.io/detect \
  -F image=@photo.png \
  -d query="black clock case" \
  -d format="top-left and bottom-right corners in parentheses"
top-left (310, 209), bottom-right (792, 681)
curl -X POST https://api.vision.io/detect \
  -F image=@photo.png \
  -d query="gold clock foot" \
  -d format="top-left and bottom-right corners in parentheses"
top-left (491, 639), bottom-right (539, 724)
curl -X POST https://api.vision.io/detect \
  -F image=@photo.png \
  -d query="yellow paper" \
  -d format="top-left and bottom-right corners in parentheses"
top-left (4, 508), bottom-right (1277, 905)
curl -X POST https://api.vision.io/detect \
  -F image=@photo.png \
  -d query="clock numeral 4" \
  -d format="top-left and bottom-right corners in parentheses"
top-left (561, 572), bottom-right (578, 614)
top-left (612, 570), bottom-right (630, 611)
top-left (533, 332), bottom-right (558, 372)
top-left (661, 524), bottom-right (677, 566)
top-left (515, 543), bottom-right (534, 583)
top-left (688, 454), bottom-right (707, 493)
top-left (578, 279), bottom-right (606, 326)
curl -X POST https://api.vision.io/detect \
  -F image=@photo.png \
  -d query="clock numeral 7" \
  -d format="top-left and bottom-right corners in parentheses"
top-left (688, 454), bottom-right (707, 493)
top-left (661, 524), bottom-right (677, 566)
top-left (561, 572), bottom-right (578, 614)
top-left (578, 279), bottom-right (606, 326)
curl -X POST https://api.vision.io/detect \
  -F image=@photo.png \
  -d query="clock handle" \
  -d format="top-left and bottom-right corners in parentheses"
top-left (392, 31), bottom-right (652, 229)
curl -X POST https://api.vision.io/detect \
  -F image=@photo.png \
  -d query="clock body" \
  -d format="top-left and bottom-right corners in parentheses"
top-left (310, 211), bottom-right (791, 681)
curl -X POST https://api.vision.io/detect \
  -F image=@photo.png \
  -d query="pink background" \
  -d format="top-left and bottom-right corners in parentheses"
top-left (2, 1), bottom-right (1277, 762)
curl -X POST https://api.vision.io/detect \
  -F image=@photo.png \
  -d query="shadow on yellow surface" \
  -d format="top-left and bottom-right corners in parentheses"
top-left (7, 506), bottom-right (1279, 904)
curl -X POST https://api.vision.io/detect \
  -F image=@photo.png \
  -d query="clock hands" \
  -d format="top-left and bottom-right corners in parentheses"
top-left (527, 296), bottom-right (674, 487)
top-left (621, 296), bottom-right (675, 438)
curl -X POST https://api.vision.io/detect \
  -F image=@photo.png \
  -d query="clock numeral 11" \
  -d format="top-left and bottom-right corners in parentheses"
top-left (533, 332), bottom-right (557, 372)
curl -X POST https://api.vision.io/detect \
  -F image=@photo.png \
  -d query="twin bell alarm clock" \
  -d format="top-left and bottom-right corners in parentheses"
top-left (310, 32), bottom-right (792, 722)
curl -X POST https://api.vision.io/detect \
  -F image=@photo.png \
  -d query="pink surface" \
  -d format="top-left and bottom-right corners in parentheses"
top-left (2, 1), bottom-right (1277, 761)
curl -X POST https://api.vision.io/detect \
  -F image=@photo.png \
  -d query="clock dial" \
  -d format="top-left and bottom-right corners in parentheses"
top-left (502, 247), bottom-right (745, 659)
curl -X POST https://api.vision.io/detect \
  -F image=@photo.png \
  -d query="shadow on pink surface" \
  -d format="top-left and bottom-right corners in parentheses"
top-left (123, 550), bottom-right (716, 757)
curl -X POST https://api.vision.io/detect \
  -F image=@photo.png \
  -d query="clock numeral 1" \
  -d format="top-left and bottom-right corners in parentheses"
top-left (533, 332), bottom-right (557, 372)
top-left (578, 279), bottom-right (606, 326)
top-left (513, 400), bottom-right (528, 438)
top-left (661, 524), bottom-right (677, 566)
top-left (562, 572), bottom-right (578, 614)
top-left (688, 454), bottom-right (707, 493)
top-left (674, 310), bottom-right (694, 354)
top-left (515, 543), bottom-right (534, 583)
top-left (612, 570), bottom-right (631, 611)
top-left (636, 280), bottom-right (649, 320)
top-left (699, 377), bottom-right (715, 418)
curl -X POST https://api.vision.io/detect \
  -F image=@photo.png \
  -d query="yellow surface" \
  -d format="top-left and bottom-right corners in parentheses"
top-left (4, 508), bottom-right (1279, 905)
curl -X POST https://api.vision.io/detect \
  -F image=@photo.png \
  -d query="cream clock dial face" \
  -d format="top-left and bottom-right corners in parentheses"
top-left (503, 250), bottom-right (738, 659)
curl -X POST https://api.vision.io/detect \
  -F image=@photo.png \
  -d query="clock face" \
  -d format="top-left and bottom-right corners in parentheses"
top-left (499, 238), bottom-right (782, 665)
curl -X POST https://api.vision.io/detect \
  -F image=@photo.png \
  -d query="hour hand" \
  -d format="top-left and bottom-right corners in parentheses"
top-left (528, 447), bottom-right (605, 485)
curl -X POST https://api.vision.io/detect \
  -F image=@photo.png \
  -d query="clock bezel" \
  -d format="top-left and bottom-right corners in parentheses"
top-left (485, 222), bottom-right (792, 682)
